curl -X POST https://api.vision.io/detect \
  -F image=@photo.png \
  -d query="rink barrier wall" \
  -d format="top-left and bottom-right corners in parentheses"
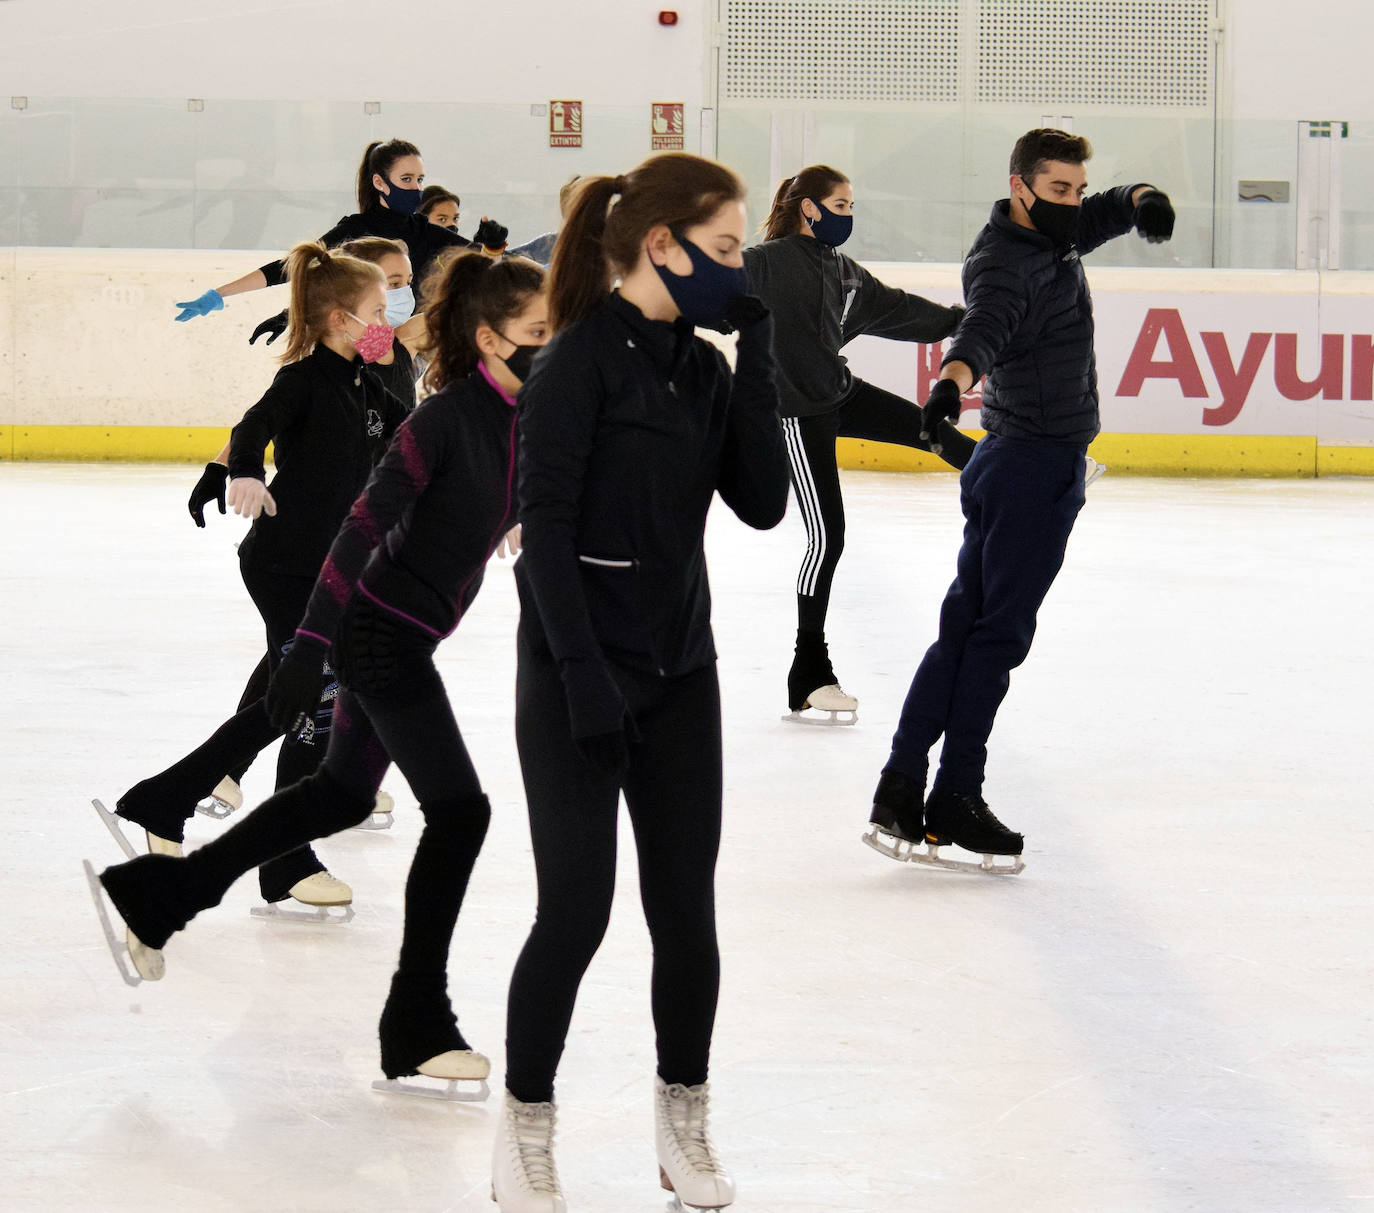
top-left (5, 250), bottom-right (1374, 476)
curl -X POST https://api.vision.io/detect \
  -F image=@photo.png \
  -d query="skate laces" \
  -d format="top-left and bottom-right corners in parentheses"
top-left (509, 1100), bottom-right (561, 1193)
top-left (969, 796), bottom-right (1012, 832)
top-left (660, 1083), bottom-right (726, 1176)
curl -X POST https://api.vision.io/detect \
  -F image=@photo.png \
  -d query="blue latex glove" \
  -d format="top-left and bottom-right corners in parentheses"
top-left (174, 289), bottom-right (224, 322)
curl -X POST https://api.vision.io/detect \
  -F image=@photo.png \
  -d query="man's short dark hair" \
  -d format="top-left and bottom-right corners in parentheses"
top-left (1010, 129), bottom-right (1093, 183)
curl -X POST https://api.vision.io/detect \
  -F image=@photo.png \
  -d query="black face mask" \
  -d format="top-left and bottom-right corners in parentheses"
top-left (496, 334), bottom-right (541, 383)
top-left (1021, 182), bottom-right (1081, 247)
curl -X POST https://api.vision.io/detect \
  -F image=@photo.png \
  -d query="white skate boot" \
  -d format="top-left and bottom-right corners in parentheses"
top-left (655, 1077), bottom-right (734, 1211)
top-left (1085, 456), bottom-right (1106, 488)
top-left (782, 684), bottom-right (859, 727)
top-left (353, 788), bottom-right (396, 831)
top-left (195, 775), bottom-right (243, 820)
top-left (250, 871), bottom-right (355, 924)
top-left (491, 1092), bottom-right (566, 1213)
top-left (372, 1048), bottom-right (491, 1103)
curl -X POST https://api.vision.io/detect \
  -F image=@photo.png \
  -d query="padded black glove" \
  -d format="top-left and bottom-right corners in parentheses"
top-left (473, 218), bottom-right (509, 251)
top-left (249, 309), bottom-right (288, 345)
top-left (266, 636), bottom-right (327, 740)
top-left (711, 293), bottom-right (770, 335)
top-left (576, 728), bottom-right (631, 779)
top-left (919, 378), bottom-right (964, 454)
top-left (188, 461), bottom-right (228, 528)
top-left (1133, 189), bottom-right (1175, 244)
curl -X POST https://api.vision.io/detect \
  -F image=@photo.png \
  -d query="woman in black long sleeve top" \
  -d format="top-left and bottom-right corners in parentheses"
top-left (744, 165), bottom-right (971, 724)
top-left (491, 154), bottom-right (788, 1213)
top-left (110, 242), bottom-right (407, 907)
top-left (96, 252), bottom-right (547, 1088)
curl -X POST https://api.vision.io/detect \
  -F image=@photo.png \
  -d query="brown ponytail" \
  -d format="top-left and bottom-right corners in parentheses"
top-left (762, 165), bottom-right (850, 241)
top-left (279, 240), bottom-right (385, 364)
top-left (547, 152), bottom-right (745, 333)
top-left (419, 251), bottom-right (545, 393)
top-left (356, 138), bottom-right (423, 212)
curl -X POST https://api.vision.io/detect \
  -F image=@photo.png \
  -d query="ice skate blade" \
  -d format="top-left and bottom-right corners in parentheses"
top-left (781, 708), bottom-right (857, 727)
top-left (91, 798), bottom-right (139, 860)
top-left (196, 776), bottom-right (242, 819)
top-left (249, 902), bottom-right (355, 925)
top-left (194, 797), bottom-right (234, 820)
top-left (861, 824), bottom-right (917, 863)
top-left (371, 1076), bottom-right (490, 1102)
top-left (352, 810), bottom-right (394, 832)
top-left (82, 859), bottom-right (164, 984)
top-left (910, 844), bottom-right (1024, 876)
top-left (661, 1169), bottom-right (732, 1211)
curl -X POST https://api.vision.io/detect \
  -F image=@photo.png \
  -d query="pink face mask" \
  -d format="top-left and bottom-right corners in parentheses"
top-left (346, 312), bottom-right (395, 363)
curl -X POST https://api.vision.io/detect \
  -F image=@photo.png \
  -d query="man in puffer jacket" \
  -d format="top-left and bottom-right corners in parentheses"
top-left (866, 128), bottom-right (1175, 870)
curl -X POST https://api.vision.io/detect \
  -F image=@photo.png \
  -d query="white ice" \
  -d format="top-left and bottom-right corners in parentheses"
top-left (3, 461), bottom-right (1372, 1212)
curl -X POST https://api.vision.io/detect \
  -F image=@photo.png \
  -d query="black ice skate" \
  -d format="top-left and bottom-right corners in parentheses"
top-left (915, 789), bottom-right (1025, 875)
top-left (861, 770), bottom-right (925, 862)
top-left (783, 631), bottom-right (857, 726)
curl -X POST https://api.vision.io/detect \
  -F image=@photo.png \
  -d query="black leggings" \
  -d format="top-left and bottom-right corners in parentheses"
top-left (503, 620), bottom-right (724, 1104)
top-left (144, 601), bottom-right (489, 983)
top-left (783, 378), bottom-right (976, 634)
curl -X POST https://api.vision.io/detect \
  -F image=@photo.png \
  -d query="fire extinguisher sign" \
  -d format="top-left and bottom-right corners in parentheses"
top-left (549, 100), bottom-right (583, 148)
top-left (651, 103), bottom-right (685, 151)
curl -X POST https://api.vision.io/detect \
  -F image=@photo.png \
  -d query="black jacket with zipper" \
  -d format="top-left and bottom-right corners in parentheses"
top-left (228, 344), bottom-right (409, 579)
top-left (742, 234), bottom-right (963, 418)
top-left (515, 292), bottom-right (789, 737)
top-left (945, 188), bottom-right (1139, 444)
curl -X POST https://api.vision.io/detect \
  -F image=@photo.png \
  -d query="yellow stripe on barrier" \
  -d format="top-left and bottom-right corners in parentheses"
top-left (0, 425), bottom-right (1369, 478)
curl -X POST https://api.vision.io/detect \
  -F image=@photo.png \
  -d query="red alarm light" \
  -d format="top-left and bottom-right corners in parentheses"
top-left (659, 10), bottom-right (679, 25)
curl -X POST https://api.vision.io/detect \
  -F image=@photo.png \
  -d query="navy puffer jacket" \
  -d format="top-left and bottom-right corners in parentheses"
top-left (945, 187), bottom-right (1138, 444)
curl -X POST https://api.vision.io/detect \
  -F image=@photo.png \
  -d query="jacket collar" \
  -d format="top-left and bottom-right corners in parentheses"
top-left (311, 342), bottom-right (368, 387)
top-left (990, 198), bottom-right (1057, 250)
top-left (478, 361), bottom-right (517, 407)
top-left (606, 291), bottom-right (694, 373)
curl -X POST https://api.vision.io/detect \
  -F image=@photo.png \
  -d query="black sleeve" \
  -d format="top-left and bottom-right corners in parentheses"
top-left (943, 252), bottom-right (1030, 383)
top-left (516, 337), bottom-right (606, 668)
top-left (227, 367), bottom-right (308, 480)
top-left (1077, 185), bottom-right (1141, 257)
top-left (713, 317), bottom-right (789, 530)
top-left (258, 214), bottom-right (367, 287)
top-left (847, 259), bottom-right (963, 343)
top-left (742, 245), bottom-right (769, 296)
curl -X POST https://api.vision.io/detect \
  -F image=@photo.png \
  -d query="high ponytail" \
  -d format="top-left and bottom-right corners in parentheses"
top-left (356, 138), bottom-right (423, 211)
top-left (419, 251), bottom-right (545, 393)
top-left (762, 164), bottom-right (850, 241)
top-left (548, 153), bottom-right (745, 333)
top-left (279, 240), bottom-right (385, 364)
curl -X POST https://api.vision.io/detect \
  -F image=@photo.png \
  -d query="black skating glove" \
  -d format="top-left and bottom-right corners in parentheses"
top-left (1132, 189), bottom-right (1175, 244)
top-left (577, 728), bottom-right (631, 779)
top-left (919, 378), bottom-right (964, 454)
top-left (942, 303), bottom-right (966, 337)
top-left (188, 461), bottom-right (228, 527)
top-left (560, 656), bottom-right (628, 760)
top-left (711, 293), bottom-right (770, 335)
top-left (267, 635), bottom-right (328, 740)
top-left (473, 218), bottom-right (509, 252)
top-left (249, 309), bottom-right (288, 345)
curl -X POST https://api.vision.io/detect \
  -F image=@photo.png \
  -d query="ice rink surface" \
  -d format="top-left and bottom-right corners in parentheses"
top-left (2, 461), bottom-right (1372, 1213)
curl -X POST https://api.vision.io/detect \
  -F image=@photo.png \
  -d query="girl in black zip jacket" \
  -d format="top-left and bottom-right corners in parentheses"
top-left (743, 165), bottom-right (971, 722)
top-left (110, 241), bottom-right (408, 906)
top-left (97, 252), bottom-right (546, 1086)
top-left (492, 154), bottom-right (788, 1213)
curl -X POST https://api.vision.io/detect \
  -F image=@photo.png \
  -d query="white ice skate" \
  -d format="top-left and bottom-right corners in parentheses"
top-left (352, 788), bottom-right (396, 832)
top-left (1085, 456), bottom-right (1106, 488)
top-left (82, 858), bottom-right (164, 985)
top-left (195, 775), bottom-right (243, 820)
top-left (781, 684), bottom-right (858, 727)
top-left (491, 1092), bottom-right (566, 1213)
top-left (371, 1048), bottom-right (491, 1102)
top-left (655, 1077), bottom-right (734, 1211)
top-left (91, 798), bottom-right (181, 859)
top-left (250, 871), bottom-right (355, 924)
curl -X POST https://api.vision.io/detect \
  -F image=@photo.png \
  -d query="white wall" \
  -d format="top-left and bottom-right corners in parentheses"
top-left (0, 0), bottom-right (711, 106)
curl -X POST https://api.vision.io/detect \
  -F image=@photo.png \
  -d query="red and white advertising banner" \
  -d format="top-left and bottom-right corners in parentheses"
top-left (842, 266), bottom-right (1374, 447)
top-left (549, 100), bottom-right (582, 148)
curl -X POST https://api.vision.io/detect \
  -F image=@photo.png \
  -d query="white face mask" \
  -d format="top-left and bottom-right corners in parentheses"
top-left (384, 285), bottom-right (415, 326)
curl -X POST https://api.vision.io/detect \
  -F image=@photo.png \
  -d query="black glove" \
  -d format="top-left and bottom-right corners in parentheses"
top-left (712, 293), bottom-right (770, 335)
top-left (943, 303), bottom-right (966, 337)
top-left (920, 378), bottom-right (964, 453)
top-left (188, 461), bottom-right (228, 528)
top-left (577, 728), bottom-right (631, 779)
top-left (266, 636), bottom-right (327, 740)
top-left (1133, 189), bottom-right (1175, 244)
top-left (473, 218), bottom-right (509, 251)
top-left (249, 309), bottom-right (288, 345)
